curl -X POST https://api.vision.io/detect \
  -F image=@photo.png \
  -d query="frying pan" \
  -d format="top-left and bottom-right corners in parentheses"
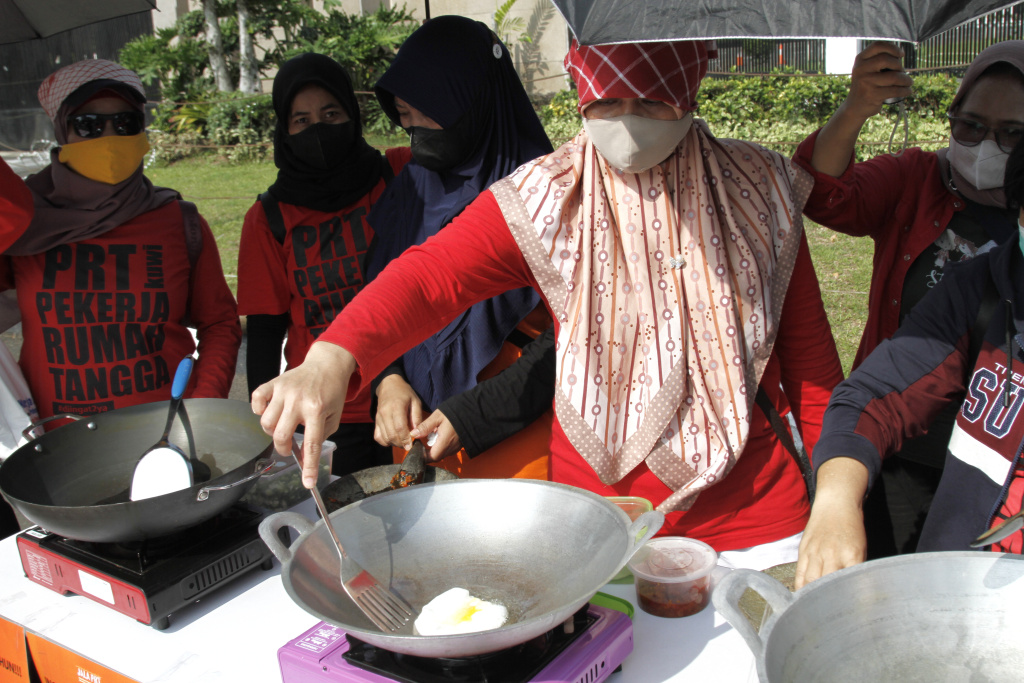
top-left (260, 478), bottom-right (663, 658)
top-left (0, 398), bottom-right (274, 543)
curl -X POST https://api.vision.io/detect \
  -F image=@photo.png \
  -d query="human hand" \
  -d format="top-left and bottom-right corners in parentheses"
top-left (842, 42), bottom-right (914, 122)
top-left (374, 375), bottom-right (424, 449)
top-left (794, 457), bottom-right (870, 589)
top-left (410, 410), bottom-right (463, 461)
top-left (251, 341), bottom-right (355, 488)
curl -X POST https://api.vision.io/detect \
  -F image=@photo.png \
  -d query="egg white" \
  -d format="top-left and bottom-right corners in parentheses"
top-left (413, 587), bottom-right (508, 636)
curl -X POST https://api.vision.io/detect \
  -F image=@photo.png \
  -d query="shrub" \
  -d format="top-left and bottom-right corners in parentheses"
top-left (537, 70), bottom-right (959, 160)
top-left (206, 93), bottom-right (275, 162)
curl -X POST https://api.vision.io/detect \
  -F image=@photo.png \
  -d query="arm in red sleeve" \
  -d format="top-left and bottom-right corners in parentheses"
top-left (0, 158), bottom-right (32, 253)
top-left (318, 190), bottom-right (537, 396)
top-left (774, 234), bottom-right (845, 458)
top-left (189, 213), bottom-right (242, 398)
top-left (792, 129), bottom-right (929, 239)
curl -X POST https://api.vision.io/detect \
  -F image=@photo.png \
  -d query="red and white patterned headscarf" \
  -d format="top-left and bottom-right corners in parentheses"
top-left (490, 41), bottom-right (810, 514)
top-left (564, 39), bottom-right (715, 112)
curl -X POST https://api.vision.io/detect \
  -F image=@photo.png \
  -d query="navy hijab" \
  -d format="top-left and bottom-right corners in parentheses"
top-left (268, 53), bottom-right (386, 212)
top-left (366, 15), bottom-right (553, 410)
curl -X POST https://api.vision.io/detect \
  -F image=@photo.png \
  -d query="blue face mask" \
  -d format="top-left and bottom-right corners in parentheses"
top-left (1019, 218), bottom-right (1024, 256)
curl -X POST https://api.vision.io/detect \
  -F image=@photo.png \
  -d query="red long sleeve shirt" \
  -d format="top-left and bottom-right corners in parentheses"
top-left (322, 190), bottom-right (843, 550)
top-left (0, 158), bottom-right (33, 253)
top-left (4, 201), bottom-right (240, 420)
top-left (792, 130), bottom-right (963, 369)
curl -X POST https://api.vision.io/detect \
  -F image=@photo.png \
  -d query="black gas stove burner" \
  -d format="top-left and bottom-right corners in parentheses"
top-left (19, 504), bottom-right (274, 630)
top-left (54, 504), bottom-right (263, 574)
top-left (342, 605), bottom-right (596, 683)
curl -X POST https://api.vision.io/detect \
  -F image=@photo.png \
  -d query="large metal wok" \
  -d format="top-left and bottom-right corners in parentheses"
top-left (0, 398), bottom-right (274, 543)
top-left (714, 552), bottom-right (1024, 683)
top-left (260, 478), bottom-right (663, 658)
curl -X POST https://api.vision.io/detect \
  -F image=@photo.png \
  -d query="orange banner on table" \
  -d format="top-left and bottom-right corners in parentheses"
top-left (25, 633), bottom-right (140, 683)
top-left (0, 617), bottom-right (29, 683)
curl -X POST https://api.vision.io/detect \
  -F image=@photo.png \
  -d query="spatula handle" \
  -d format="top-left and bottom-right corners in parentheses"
top-left (171, 357), bottom-right (194, 399)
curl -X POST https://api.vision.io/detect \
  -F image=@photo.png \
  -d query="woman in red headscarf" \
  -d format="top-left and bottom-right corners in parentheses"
top-left (253, 41), bottom-right (843, 564)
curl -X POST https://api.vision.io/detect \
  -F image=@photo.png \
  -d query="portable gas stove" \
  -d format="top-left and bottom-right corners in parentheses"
top-left (278, 603), bottom-right (632, 683)
top-left (16, 504), bottom-right (273, 629)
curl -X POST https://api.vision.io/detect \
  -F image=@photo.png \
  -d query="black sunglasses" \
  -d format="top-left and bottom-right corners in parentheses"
top-left (67, 111), bottom-right (145, 139)
top-left (947, 114), bottom-right (1024, 154)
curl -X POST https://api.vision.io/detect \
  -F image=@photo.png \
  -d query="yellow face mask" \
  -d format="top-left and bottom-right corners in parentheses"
top-left (58, 133), bottom-right (151, 185)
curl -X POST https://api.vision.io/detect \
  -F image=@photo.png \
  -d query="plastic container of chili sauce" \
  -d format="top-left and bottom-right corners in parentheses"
top-left (627, 537), bottom-right (717, 617)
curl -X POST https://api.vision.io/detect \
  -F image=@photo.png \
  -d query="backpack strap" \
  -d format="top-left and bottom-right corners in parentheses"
top-left (755, 386), bottom-right (816, 502)
top-left (178, 200), bottom-right (203, 327)
top-left (259, 192), bottom-right (287, 245)
top-left (179, 200), bottom-right (203, 270)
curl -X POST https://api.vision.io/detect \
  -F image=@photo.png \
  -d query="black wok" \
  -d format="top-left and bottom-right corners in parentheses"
top-left (0, 398), bottom-right (274, 543)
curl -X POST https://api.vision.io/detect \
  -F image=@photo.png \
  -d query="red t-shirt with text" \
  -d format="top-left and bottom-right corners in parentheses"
top-left (236, 148), bottom-right (410, 423)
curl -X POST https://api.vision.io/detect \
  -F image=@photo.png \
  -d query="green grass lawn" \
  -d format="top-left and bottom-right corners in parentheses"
top-left (148, 157), bottom-right (874, 375)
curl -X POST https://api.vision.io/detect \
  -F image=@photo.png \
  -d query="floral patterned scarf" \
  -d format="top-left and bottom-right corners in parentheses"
top-left (491, 120), bottom-right (811, 512)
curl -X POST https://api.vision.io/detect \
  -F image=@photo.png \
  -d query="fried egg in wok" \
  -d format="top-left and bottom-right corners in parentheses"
top-left (413, 587), bottom-right (508, 636)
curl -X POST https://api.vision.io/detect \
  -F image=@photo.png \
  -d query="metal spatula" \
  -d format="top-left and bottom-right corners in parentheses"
top-left (970, 509), bottom-right (1024, 548)
top-left (290, 440), bottom-right (414, 632)
top-left (130, 357), bottom-right (193, 501)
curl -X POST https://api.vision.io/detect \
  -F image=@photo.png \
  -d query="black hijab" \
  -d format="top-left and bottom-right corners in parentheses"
top-left (267, 53), bottom-right (386, 212)
top-left (365, 16), bottom-right (553, 410)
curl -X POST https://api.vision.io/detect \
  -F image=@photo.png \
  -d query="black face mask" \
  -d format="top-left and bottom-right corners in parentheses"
top-left (286, 121), bottom-right (356, 171)
top-left (407, 109), bottom-right (479, 172)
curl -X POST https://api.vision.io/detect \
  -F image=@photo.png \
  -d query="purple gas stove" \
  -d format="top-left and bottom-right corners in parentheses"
top-left (278, 603), bottom-right (633, 683)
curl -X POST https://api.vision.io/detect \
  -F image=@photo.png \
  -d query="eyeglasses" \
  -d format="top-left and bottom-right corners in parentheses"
top-left (947, 114), bottom-right (1024, 153)
top-left (66, 111), bottom-right (145, 139)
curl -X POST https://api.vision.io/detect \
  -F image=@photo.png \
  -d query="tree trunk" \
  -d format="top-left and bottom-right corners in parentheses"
top-left (201, 0), bottom-right (233, 92)
top-left (237, 0), bottom-right (261, 93)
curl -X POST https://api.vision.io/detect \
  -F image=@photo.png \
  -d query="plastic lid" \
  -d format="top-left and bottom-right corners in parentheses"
top-left (627, 537), bottom-right (717, 582)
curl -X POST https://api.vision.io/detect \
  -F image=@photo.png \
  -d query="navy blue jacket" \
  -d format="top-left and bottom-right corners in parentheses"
top-left (815, 237), bottom-right (1024, 552)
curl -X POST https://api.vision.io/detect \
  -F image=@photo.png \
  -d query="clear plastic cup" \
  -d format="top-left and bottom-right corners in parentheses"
top-left (627, 537), bottom-right (717, 617)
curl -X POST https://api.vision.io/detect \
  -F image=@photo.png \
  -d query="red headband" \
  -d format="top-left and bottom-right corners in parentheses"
top-left (564, 40), bottom-right (712, 113)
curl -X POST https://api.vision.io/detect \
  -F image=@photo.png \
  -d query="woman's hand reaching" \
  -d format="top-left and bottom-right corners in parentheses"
top-left (251, 341), bottom-right (356, 488)
top-left (374, 375), bottom-right (425, 450)
top-left (795, 457), bottom-right (870, 589)
top-left (410, 410), bottom-right (463, 461)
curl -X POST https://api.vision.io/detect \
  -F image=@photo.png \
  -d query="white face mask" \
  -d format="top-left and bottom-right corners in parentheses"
top-left (583, 113), bottom-right (693, 173)
top-left (948, 137), bottom-right (1009, 190)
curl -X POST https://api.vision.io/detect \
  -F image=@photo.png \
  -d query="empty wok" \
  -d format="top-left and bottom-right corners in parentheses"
top-left (714, 552), bottom-right (1024, 683)
top-left (260, 478), bottom-right (663, 658)
top-left (0, 398), bottom-right (274, 543)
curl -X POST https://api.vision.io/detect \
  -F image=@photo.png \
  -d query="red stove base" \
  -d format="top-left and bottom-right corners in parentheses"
top-left (16, 506), bottom-right (273, 630)
top-left (278, 603), bottom-right (633, 683)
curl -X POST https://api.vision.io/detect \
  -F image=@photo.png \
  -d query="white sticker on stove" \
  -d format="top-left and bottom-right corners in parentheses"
top-left (295, 625), bottom-right (343, 653)
top-left (78, 570), bottom-right (115, 605)
top-left (24, 548), bottom-right (53, 585)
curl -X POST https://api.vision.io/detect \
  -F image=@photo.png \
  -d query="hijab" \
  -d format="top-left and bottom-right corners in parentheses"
top-left (266, 53), bottom-right (387, 212)
top-left (938, 40), bottom-right (1024, 209)
top-left (490, 40), bottom-right (811, 513)
top-left (10, 60), bottom-right (178, 256)
top-left (366, 15), bottom-right (553, 410)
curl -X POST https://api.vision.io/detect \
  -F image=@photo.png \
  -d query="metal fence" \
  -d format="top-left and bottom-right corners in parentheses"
top-left (709, 5), bottom-right (1024, 75)
top-left (906, 4), bottom-right (1024, 71)
top-left (710, 39), bottom-right (826, 74)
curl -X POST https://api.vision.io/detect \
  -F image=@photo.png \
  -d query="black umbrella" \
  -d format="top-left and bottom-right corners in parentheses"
top-left (552, 0), bottom-right (1024, 45)
top-left (0, 0), bottom-right (157, 45)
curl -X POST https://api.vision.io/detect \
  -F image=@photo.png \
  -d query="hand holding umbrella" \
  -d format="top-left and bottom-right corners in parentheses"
top-left (811, 42), bottom-right (914, 177)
